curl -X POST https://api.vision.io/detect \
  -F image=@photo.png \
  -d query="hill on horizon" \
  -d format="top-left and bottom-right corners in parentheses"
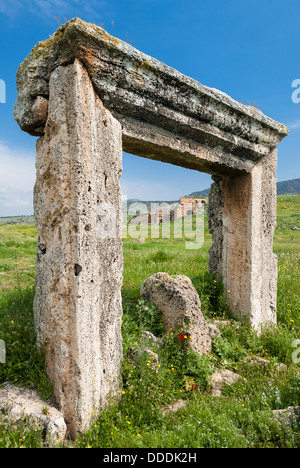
top-left (277, 178), bottom-right (300, 195)
top-left (188, 178), bottom-right (300, 198)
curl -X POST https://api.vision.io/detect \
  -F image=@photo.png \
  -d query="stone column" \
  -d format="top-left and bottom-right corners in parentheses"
top-left (33, 60), bottom-right (123, 437)
top-left (209, 149), bottom-right (278, 330)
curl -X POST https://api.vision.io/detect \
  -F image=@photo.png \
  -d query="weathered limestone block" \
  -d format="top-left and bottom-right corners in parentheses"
top-left (14, 18), bottom-right (288, 176)
top-left (0, 383), bottom-right (67, 443)
top-left (162, 399), bottom-right (187, 416)
top-left (33, 59), bottom-right (123, 437)
top-left (140, 273), bottom-right (212, 355)
top-left (208, 149), bottom-right (278, 330)
top-left (210, 369), bottom-right (244, 397)
top-left (272, 407), bottom-right (300, 428)
top-left (248, 357), bottom-right (287, 373)
top-left (207, 322), bottom-right (221, 339)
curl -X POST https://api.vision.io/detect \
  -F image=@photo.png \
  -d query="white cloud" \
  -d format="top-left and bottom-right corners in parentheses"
top-left (0, 142), bottom-right (35, 216)
top-left (288, 119), bottom-right (300, 130)
top-left (0, 0), bottom-right (106, 21)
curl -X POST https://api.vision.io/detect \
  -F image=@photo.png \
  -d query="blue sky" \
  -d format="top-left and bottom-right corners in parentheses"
top-left (0, 0), bottom-right (299, 215)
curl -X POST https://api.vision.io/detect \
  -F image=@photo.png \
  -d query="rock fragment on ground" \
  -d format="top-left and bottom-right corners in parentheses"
top-left (272, 406), bottom-right (300, 428)
top-left (0, 382), bottom-right (67, 443)
top-left (140, 272), bottom-right (212, 355)
top-left (248, 357), bottom-right (287, 373)
top-left (209, 369), bottom-right (244, 396)
top-left (162, 399), bottom-right (187, 416)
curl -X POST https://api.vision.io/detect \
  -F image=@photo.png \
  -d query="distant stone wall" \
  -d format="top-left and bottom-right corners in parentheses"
top-left (129, 197), bottom-right (208, 225)
top-left (180, 197), bottom-right (208, 205)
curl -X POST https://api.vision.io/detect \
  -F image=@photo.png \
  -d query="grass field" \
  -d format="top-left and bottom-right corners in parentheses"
top-left (0, 195), bottom-right (299, 448)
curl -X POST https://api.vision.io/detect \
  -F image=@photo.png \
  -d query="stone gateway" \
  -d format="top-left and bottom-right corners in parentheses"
top-left (14, 18), bottom-right (288, 437)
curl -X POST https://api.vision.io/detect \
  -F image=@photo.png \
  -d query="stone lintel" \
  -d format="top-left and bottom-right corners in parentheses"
top-left (14, 18), bottom-right (288, 176)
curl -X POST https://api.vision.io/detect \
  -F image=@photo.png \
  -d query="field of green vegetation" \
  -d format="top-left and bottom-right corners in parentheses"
top-left (0, 195), bottom-right (299, 448)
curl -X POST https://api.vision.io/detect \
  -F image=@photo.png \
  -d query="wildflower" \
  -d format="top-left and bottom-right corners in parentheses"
top-left (191, 385), bottom-right (197, 391)
top-left (91, 409), bottom-right (94, 413)
top-left (137, 434), bottom-right (141, 437)
top-left (122, 390), bottom-right (126, 394)
top-left (178, 334), bottom-right (185, 340)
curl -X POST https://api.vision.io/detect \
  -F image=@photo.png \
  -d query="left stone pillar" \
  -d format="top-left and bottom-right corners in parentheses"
top-left (33, 60), bottom-right (123, 438)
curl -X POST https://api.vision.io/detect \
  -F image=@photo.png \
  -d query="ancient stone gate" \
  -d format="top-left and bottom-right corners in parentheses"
top-left (14, 18), bottom-right (288, 437)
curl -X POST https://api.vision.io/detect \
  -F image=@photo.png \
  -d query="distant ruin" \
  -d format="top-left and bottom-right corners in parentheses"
top-left (129, 197), bottom-right (208, 225)
top-left (14, 18), bottom-right (289, 437)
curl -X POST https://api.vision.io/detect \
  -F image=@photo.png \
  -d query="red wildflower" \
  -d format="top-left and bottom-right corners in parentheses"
top-left (191, 385), bottom-right (197, 391)
top-left (178, 334), bottom-right (185, 340)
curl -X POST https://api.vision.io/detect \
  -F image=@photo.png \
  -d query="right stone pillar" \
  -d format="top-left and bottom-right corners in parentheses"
top-left (208, 149), bottom-right (278, 330)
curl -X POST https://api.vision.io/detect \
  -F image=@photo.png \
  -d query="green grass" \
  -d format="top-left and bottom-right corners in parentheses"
top-left (0, 288), bottom-right (53, 400)
top-left (0, 195), bottom-right (299, 448)
top-left (274, 195), bottom-right (300, 253)
top-left (0, 224), bottom-right (37, 291)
